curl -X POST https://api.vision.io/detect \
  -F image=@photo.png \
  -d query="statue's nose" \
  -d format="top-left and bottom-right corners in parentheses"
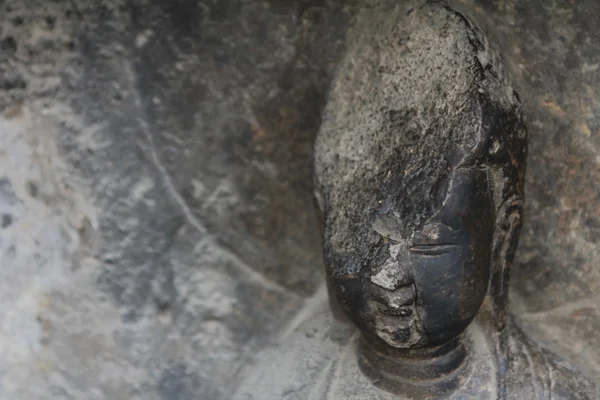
top-left (370, 242), bottom-right (414, 291)
top-left (385, 284), bottom-right (416, 309)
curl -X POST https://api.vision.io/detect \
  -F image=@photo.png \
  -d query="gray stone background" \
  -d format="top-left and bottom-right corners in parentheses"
top-left (0, 0), bottom-right (598, 399)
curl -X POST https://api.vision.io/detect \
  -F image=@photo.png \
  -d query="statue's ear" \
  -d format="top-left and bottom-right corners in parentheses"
top-left (490, 197), bottom-right (524, 331)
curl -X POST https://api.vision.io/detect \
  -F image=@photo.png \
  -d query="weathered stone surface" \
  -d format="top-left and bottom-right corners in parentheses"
top-left (0, 0), bottom-right (599, 399)
top-left (0, 1), bottom-right (350, 398)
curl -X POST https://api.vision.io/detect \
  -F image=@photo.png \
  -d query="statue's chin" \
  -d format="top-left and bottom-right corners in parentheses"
top-left (375, 328), bottom-right (422, 349)
top-left (379, 335), bottom-right (411, 349)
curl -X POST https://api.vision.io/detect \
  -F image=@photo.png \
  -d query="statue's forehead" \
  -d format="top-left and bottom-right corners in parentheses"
top-left (343, 129), bottom-right (475, 219)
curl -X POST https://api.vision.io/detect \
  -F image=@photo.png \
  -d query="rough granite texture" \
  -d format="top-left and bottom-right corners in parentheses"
top-left (0, 0), bottom-right (599, 399)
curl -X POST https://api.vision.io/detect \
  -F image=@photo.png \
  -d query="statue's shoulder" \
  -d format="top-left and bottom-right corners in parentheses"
top-left (505, 322), bottom-right (599, 400)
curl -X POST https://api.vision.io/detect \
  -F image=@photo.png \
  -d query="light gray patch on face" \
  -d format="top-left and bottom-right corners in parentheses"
top-left (370, 243), bottom-right (409, 290)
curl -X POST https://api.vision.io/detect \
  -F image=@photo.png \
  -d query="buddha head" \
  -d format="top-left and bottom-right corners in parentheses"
top-left (314, 1), bottom-right (527, 350)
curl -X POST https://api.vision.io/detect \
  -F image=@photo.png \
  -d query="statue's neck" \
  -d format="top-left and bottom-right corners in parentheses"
top-left (357, 333), bottom-right (471, 399)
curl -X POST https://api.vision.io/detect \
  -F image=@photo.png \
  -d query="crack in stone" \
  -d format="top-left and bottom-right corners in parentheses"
top-left (122, 60), bottom-right (294, 297)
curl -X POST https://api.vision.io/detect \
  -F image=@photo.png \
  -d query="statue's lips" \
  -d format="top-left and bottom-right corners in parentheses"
top-left (378, 318), bottom-right (413, 330)
top-left (381, 328), bottom-right (411, 341)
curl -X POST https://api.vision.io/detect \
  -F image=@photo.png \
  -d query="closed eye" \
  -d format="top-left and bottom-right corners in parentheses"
top-left (409, 244), bottom-right (460, 256)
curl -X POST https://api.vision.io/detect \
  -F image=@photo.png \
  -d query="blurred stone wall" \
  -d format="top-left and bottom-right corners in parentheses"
top-left (0, 0), bottom-right (598, 399)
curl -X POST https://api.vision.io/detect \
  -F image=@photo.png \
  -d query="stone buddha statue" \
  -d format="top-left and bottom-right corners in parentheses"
top-left (234, 1), bottom-right (598, 399)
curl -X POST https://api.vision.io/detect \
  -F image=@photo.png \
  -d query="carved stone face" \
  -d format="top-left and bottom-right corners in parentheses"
top-left (315, 0), bottom-right (527, 350)
top-left (331, 167), bottom-right (495, 348)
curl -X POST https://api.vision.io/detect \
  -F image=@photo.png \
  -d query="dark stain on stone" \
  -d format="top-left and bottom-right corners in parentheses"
top-left (1, 36), bottom-right (17, 55)
top-left (11, 16), bottom-right (24, 26)
top-left (26, 181), bottom-right (38, 198)
top-left (157, 364), bottom-right (218, 400)
top-left (1, 214), bottom-right (13, 228)
top-left (45, 16), bottom-right (56, 30)
top-left (157, 364), bottom-right (187, 400)
top-left (1, 75), bottom-right (26, 90)
top-left (65, 40), bottom-right (76, 51)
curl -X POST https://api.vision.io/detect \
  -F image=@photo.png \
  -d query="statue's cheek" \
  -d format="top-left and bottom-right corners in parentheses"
top-left (410, 252), bottom-right (466, 295)
top-left (409, 251), bottom-right (479, 339)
